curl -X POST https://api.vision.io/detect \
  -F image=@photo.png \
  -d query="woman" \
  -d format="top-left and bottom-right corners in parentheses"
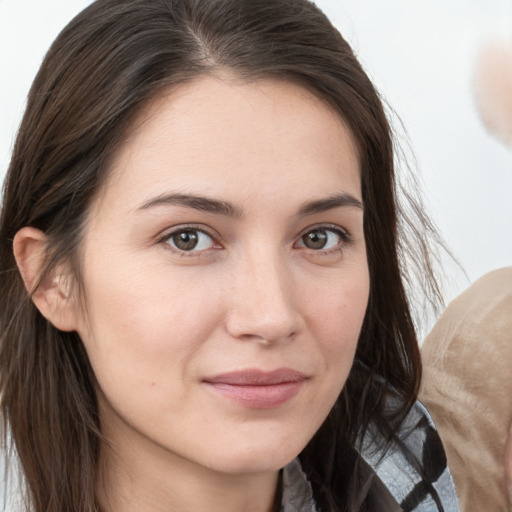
top-left (0, 0), bottom-right (458, 510)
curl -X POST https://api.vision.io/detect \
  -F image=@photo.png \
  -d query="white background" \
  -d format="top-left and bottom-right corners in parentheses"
top-left (1, 0), bottom-right (511, 327)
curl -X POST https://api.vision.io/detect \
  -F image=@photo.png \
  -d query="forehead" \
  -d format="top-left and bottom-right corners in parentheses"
top-left (95, 76), bottom-right (361, 214)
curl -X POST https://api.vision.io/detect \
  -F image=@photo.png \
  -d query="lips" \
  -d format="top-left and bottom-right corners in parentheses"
top-left (203, 369), bottom-right (307, 409)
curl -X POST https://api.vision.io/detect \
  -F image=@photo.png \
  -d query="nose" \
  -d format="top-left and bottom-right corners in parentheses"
top-left (225, 252), bottom-right (303, 345)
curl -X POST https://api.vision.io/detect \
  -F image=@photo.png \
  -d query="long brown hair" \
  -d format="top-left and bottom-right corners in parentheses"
top-left (0, 1), bottom-right (442, 510)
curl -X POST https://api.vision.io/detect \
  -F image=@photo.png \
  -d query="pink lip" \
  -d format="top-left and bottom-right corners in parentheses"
top-left (203, 369), bottom-right (307, 409)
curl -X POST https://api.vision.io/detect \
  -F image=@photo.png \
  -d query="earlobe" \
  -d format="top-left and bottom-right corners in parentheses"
top-left (13, 227), bottom-right (80, 332)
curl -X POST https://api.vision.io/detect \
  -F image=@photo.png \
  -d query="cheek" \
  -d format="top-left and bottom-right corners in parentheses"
top-left (296, 273), bottom-right (369, 431)
top-left (76, 262), bottom-right (224, 392)
top-left (301, 266), bottom-right (369, 394)
top-left (305, 268), bottom-right (369, 347)
top-left (81, 258), bottom-right (219, 334)
top-left (76, 267), bottom-right (229, 436)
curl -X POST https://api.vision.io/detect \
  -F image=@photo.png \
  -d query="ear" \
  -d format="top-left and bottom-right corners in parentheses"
top-left (13, 227), bottom-right (80, 332)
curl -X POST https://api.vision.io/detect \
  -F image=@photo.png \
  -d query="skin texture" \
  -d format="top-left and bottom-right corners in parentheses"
top-left (15, 77), bottom-right (369, 512)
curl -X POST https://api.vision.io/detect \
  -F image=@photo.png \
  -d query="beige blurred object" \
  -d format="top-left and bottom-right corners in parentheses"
top-left (472, 37), bottom-right (512, 147)
top-left (506, 425), bottom-right (512, 502)
top-left (419, 268), bottom-right (512, 511)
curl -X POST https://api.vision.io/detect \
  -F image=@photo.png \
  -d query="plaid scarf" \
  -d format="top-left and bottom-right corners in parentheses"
top-left (281, 401), bottom-right (460, 512)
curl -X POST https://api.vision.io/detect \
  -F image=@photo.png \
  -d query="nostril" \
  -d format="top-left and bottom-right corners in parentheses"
top-left (226, 316), bottom-right (300, 345)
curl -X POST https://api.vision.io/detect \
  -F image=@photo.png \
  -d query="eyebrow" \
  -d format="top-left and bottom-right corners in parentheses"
top-left (137, 193), bottom-right (244, 218)
top-left (136, 191), bottom-right (363, 218)
top-left (297, 193), bottom-right (364, 215)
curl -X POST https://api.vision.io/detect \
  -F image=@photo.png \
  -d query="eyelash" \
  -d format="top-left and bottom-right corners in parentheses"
top-left (157, 224), bottom-right (352, 256)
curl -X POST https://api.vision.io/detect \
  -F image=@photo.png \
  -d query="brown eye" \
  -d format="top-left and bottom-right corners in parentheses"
top-left (298, 228), bottom-right (345, 251)
top-left (172, 231), bottom-right (198, 251)
top-left (302, 229), bottom-right (328, 249)
top-left (166, 229), bottom-right (214, 252)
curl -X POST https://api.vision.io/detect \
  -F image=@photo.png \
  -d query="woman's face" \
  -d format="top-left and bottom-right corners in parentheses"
top-left (74, 76), bottom-right (369, 475)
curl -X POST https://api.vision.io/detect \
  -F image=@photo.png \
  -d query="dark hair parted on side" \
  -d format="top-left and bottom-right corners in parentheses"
top-left (0, 1), bottom-right (442, 511)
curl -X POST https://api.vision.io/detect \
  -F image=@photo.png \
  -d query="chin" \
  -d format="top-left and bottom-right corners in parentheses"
top-left (203, 435), bottom-right (306, 475)
top-left (212, 453), bottom-right (298, 475)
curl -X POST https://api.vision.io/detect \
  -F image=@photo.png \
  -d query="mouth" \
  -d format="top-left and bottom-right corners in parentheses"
top-left (202, 368), bottom-right (307, 409)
